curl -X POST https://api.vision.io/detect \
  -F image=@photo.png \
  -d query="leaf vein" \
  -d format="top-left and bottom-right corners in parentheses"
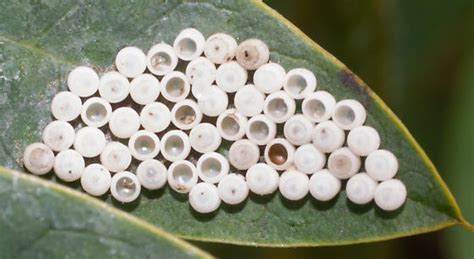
top-left (0, 34), bottom-right (76, 66)
top-left (33, 1), bottom-right (83, 40)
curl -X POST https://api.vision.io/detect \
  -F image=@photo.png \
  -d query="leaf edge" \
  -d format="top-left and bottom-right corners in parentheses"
top-left (252, 0), bottom-right (468, 228)
top-left (1, 0), bottom-right (471, 248)
top-left (0, 166), bottom-right (212, 259)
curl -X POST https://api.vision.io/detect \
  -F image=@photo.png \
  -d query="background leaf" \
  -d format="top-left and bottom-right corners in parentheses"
top-left (443, 45), bottom-right (474, 259)
top-left (0, 0), bottom-right (469, 248)
top-left (0, 166), bottom-right (210, 259)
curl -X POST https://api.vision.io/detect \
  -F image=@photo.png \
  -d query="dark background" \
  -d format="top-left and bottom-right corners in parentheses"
top-left (193, 0), bottom-right (474, 258)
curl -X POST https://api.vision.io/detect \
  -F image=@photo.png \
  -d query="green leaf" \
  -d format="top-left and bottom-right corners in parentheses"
top-left (444, 50), bottom-right (474, 258)
top-left (0, 166), bottom-right (210, 258)
top-left (0, 0), bottom-right (471, 248)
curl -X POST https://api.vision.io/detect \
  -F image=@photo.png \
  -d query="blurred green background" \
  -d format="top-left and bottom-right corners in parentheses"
top-left (192, 0), bottom-right (474, 258)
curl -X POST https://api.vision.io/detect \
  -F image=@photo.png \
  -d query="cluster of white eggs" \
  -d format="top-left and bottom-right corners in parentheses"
top-left (22, 28), bottom-right (407, 214)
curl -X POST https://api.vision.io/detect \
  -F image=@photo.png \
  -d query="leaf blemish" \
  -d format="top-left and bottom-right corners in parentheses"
top-left (338, 69), bottom-right (370, 107)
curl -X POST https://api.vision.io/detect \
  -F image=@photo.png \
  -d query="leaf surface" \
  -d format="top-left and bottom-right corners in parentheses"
top-left (0, 0), bottom-right (469, 247)
top-left (0, 167), bottom-right (210, 258)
